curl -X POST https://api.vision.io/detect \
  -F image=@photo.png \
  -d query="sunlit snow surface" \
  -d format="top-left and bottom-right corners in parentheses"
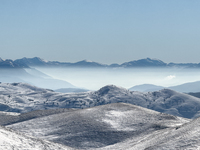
top-left (96, 115), bottom-right (200, 150)
top-left (0, 126), bottom-right (73, 150)
top-left (7, 103), bottom-right (189, 149)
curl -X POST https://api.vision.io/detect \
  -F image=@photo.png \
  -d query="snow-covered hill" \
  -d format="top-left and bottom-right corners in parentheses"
top-left (0, 125), bottom-right (73, 150)
top-left (7, 103), bottom-right (189, 149)
top-left (133, 116), bottom-right (200, 149)
top-left (98, 111), bottom-right (200, 150)
top-left (3, 99), bottom-right (200, 150)
top-left (0, 108), bottom-right (76, 126)
top-left (1, 83), bottom-right (200, 118)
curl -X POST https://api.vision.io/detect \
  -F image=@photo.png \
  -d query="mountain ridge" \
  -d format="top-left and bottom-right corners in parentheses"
top-left (0, 58), bottom-right (29, 68)
top-left (0, 57), bottom-right (198, 68)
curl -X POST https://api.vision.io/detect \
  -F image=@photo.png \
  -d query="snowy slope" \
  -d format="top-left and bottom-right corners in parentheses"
top-left (7, 103), bottom-right (189, 149)
top-left (0, 108), bottom-right (76, 126)
top-left (0, 126), bottom-right (73, 150)
top-left (98, 114), bottom-right (200, 150)
top-left (1, 83), bottom-right (200, 118)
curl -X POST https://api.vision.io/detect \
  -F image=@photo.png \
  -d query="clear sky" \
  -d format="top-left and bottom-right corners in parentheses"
top-left (1, 0), bottom-right (200, 64)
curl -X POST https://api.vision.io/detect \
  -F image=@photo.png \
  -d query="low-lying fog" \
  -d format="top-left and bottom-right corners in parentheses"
top-left (36, 67), bottom-right (200, 90)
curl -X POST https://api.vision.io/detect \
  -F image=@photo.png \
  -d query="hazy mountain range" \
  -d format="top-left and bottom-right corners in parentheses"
top-left (0, 67), bottom-right (75, 90)
top-left (129, 81), bottom-right (200, 93)
top-left (1, 57), bottom-right (200, 68)
top-left (2, 56), bottom-right (200, 93)
top-left (1, 61), bottom-right (200, 93)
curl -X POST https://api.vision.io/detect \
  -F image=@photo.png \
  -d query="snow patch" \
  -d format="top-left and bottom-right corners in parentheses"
top-left (103, 110), bottom-right (135, 131)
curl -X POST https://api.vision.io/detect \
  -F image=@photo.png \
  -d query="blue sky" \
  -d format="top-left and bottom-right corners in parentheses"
top-left (1, 0), bottom-right (200, 64)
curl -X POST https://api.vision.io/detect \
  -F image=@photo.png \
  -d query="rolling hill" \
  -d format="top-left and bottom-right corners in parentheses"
top-left (1, 83), bottom-right (200, 119)
top-left (7, 103), bottom-right (189, 149)
top-left (102, 113), bottom-right (200, 150)
top-left (0, 125), bottom-right (73, 150)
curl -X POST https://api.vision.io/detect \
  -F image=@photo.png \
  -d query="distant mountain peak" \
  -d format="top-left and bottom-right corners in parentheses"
top-left (121, 58), bottom-right (167, 67)
top-left (97, 85), bottom-right (127, 96)
top-left (76, 59), bottom-right (101, 64)
top-left (72, 59), bottom-right (107, 67)
top-left (14, 57), bottom-right (48, 67)
top-left (145, 57), bottom-right (165, 63)
top-left (98, 85), bottom-right (125, 91)
top-left (81, 59), bottom-right (93, 63)
top-left (137, 57), bottom-right (165, 63)
top-left (21, 57), bottom-right (48, 62)
top-left (0, 58), bottom-right (29, 68)
top-left (32, 57), bottom-right (48, 62)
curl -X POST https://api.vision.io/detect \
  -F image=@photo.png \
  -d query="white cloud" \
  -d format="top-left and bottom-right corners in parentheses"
top-left (165, 75), bottom-right (176, 80)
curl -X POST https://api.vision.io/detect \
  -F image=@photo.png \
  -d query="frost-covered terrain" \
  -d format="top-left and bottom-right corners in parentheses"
top-left (96, 111), bottom-right (200, 150)
top-left (7, 103), bottom-right (189, 149)
top-left (0, 125), bottom-right (73, 150)
top-left (0, 108), bottom-right (76, 126)
top-left (2, 83), bottom-right (200, 149)
top-left (1, 83), bottom-right (200, 118)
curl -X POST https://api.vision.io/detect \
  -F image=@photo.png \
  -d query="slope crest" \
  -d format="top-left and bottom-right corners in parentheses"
top-left (7, 103), bottom-right (189, 149)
